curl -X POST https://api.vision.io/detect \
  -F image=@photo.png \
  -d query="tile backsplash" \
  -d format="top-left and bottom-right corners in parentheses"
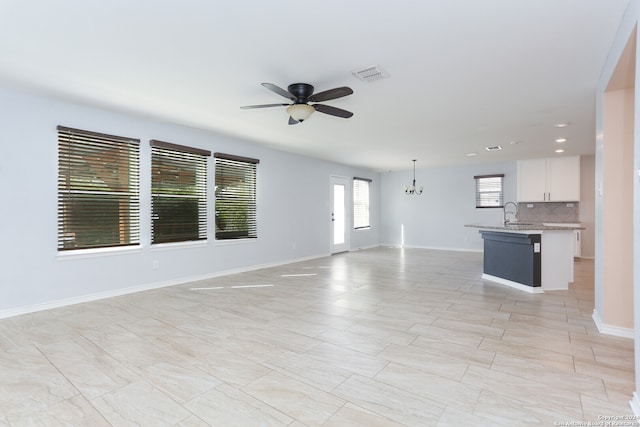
top-left (517, 202), bottom-right (579, 223)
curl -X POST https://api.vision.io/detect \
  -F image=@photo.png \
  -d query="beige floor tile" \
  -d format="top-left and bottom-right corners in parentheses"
top-left (242, 371), bottom-right (345, 426)
top-left (580, 392), bottom-right (637, 422)
top-left (497, 328), bottom-right (594, 360)
top-left (374, 362), bottom-right (481, 411)
top-left (304, 342), bottom-right (388, 377)
top-left (266, 315), bottom-right (330, 337)
top-left (574, 358), bottom-right (635, 394)
top-left (0, 249), bottom-right (633, 425)
top-left (433, 314), bottom-right (506, 336)
top-left (0, 346), bottom-right (78, 423)
top-left (489, 353), bottom-right (608, 400)
top-left (378, 343), bottom-right (470, 381)
top-left (137, 361), bottom-right (222, 403)
top-left (479, 337), bottom-right (576, 372)
top-left (323, 403), bottom-right (404, 427)
top-left (408, 323), bottom-right (484, 348)
top-left (411, 335), bottom-right (496, 367)
top-left (177, 415), bottom-right (211, 427)
top-left (79, 323), bottom-right (191, 372)
top-left (264, 350), bottom-right (354, 392)
top-left (34, 336), bottom-right (140, 400)
top-left (473, 389), bottom-right (581, 426)
top-left (90, 380), bottom-right (192, 425)
top-left (430, 307), bottom-right (507, 325)
top-left (191, 346), bottom-right (273, 388)
top-left (315, 327), bottom-right (390, 355)
top-left (346, 318), bottom-right (419, 345)
top-left (11, 395), bottom-right (110, 427)
top-left (462, 365), bottom-right (583, 420)
top-left (185, 383), bottom-right (293, 426)
top-left (332, 374), bottom-right (444, 426)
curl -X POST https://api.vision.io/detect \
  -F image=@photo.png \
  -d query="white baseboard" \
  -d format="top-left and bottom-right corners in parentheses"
top-left (0, 252), bottom-right (330, 320)
top-left (482, 273), bottom-right (544, 294)
top-left (381, 243), bottom-right (483, 253)
top-left (630, 392), bottom-right (640, 417)
top-left (592, 309), bottom-right (634, 339)
top-left (349, 243), bottom-right (381, 252)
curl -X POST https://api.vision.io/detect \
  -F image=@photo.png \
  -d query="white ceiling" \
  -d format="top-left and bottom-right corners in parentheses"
top-left (0, 0), bottom-right (629, 172)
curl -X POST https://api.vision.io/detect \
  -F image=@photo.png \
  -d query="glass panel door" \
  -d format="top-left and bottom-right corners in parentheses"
top-left (330, 176), bottom-right (349, 253)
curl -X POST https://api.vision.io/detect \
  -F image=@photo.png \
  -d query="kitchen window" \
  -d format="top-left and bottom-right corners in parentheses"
top-left (474, 174), bottom-right (504, 208)
top-left (214, 153), bottom-right (259, 240)
top-left (151, 140), bottom-right (211, 244)
top-left (353, 177), bottom-right (371, 229)
top-left (57, 126), bottom-right (140, 250)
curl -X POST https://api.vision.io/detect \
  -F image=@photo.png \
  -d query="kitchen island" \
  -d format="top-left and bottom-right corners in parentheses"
top-left (465, 223), bottom-right (583, 293)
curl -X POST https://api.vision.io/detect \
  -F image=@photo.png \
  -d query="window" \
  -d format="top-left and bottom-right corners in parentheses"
top-left (151, 140), bottom-right (211, 244)
top-left (353, 177), bottom-right (371, 229)
top-left (474, 174), bottom-right (504, 208)
top-left (57, 126), bottom-right (140, 250)
top-left (214, 153), bottom-right (259, 240)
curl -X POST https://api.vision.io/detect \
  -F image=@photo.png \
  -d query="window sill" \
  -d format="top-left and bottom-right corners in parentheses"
top-left (150, 240), bottom-right (208, 251)
top-left (213, 238), bottom-right (258, 246)
top-left (57, 245), bottom-right (143, 261)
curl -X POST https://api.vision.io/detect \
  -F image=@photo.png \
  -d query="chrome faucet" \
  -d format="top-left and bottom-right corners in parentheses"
top-left (503, 201), bottom-right (519, 225)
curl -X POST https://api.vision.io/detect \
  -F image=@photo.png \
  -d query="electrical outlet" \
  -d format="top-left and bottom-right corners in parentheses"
top-left (152, 260), bottom-right (159, 270)
top-left (566, 203), bottom-right (574, 207)
top-left (527, 204), bottom-right (534, 208)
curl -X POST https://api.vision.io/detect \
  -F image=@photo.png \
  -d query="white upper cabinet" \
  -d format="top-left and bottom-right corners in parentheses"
top-left (517, 158), bottom-right (547, 202)
top-left (517, 156), bottom-right (580, 202)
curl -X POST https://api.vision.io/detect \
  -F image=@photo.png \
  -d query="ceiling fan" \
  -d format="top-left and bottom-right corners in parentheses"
top-left (241, 83), bottom-right (353, 125)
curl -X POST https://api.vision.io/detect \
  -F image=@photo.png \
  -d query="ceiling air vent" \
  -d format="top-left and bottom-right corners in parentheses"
top-left (485, 146), bottom-right (503, 151)
top-left (352, 65), bottom-right (389, 83)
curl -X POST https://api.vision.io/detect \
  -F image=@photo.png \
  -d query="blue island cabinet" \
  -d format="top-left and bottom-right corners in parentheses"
top-left (480, 230), bottom-right (542, 292)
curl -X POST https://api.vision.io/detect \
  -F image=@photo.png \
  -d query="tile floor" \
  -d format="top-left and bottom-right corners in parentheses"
top-left (0, 247), bottom-right (635, 426)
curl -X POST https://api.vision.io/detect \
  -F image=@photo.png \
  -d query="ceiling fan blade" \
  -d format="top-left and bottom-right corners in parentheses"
top-left (288, 116), bottom-right (299, 125)
top-left (262, 83), bottom-right (296, 100)
top-left (240, 103), bottom-right (289, 109)
top-left (313, 104), bottom-right (354, 118)
top-left (308, 86), bottom-right (353, 102)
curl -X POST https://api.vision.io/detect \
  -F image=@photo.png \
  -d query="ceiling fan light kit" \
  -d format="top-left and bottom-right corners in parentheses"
top-left (286, 104), bottom-right (315, 122)
top-left (241, 82), bottom-right (353, 125)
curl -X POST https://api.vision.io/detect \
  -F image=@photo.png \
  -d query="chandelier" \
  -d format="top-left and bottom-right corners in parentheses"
top-left (405, 159), bottom-right (423, 195)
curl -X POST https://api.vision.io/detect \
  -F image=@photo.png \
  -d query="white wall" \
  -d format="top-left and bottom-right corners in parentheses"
top-left (0, 86), bottom-right (380, 316)
top-left (380, 161), bottom-right (517, 251)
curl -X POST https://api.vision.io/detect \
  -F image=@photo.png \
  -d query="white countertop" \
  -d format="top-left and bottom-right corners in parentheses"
top-left (465, 222), bottom-right (584, 231)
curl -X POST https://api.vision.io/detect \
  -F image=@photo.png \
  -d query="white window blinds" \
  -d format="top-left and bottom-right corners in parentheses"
top-left (474, 174), bottom-right (504, 208)
top-left (150, 140), bottom-right (211, 244)
top-left (214, 153), bottom-right (259, 240)
top-left (57, 126), bottom-right (140, 250)
top-left (353, 177), bottom-right (371, 229)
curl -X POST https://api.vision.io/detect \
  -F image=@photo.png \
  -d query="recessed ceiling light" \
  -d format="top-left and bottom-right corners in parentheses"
top-left (465, 152), bottom-right (478, 156)
top-left (554, 122), bottom-right (570, 128)
top-left (555, 138), bottom-right (567, 143)
top-left (555, 149), bottom-right (565, 153)
top-left (485, 146), bottom-right (502, 151)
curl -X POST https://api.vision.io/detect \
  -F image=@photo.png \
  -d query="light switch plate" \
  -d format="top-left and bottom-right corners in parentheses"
top-left (534, 243), bottom-right (541, 253)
